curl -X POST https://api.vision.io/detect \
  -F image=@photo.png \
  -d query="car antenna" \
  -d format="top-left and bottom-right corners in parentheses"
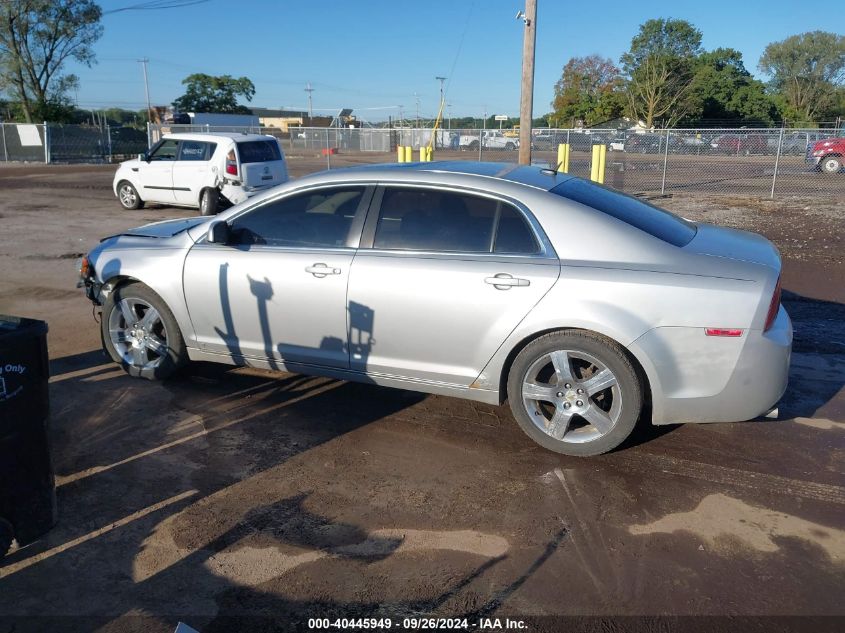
top-left (539, 161), bottom-right (563, 175)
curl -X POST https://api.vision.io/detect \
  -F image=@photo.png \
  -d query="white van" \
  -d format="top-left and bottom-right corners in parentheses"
top-left (113, 133), bottom-right (289, 215)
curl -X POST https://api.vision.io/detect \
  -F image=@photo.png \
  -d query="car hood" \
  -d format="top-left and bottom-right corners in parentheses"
top-left (684, 223), bottom-right (781, 271)
top-left (113, 217), bottom-right (209, 239)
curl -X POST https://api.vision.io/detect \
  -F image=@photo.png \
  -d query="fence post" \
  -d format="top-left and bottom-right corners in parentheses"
top-left (1, 123), bottom-right (7, 162)
top-left (107, 123), bottom-right (113, 163)
top-left (478, 129), bottom-right (483, 161)
top-left (660, 128), bottom-right (670, 194)
top-left (146, 122), bottom-right (152, 149)
top-left (770, 127), bottom-right (785, 199)
top-left (325, 128), bottom-right (331, 170)
top-left (43, 122), bottom-right (50, 164)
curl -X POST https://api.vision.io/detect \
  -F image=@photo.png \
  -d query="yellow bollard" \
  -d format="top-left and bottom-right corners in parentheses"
top-left (419, 147), bottom-right (426, 162)
top-left (556, 144), bottom-right (570, 173)
top-left (397, 145), bottom-right (405, 163)
top-left (426, 146), bottom-right (433, 162)
top-left (597, 144), bottom-right (606, 184)
top-left (590, 145), bottom-right (599, 181)
top-left (404, 146), bottom-right (412, 162)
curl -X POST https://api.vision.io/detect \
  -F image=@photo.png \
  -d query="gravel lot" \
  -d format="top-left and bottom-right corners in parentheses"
top-left (0, 162), bottom-right (843, 633)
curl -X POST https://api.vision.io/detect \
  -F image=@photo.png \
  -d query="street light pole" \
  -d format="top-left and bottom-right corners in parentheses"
top-left (138, 58), bottom-right (152, 122)
top-left (517, 0), bottom-right (537, 165)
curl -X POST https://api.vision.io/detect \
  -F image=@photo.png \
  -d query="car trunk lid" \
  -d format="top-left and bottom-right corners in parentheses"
top-left (684, 223), bottom-right (781, 271)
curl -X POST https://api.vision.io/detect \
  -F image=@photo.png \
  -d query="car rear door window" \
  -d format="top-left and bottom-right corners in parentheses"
top-left (179, 140), bottom-right (216, 161)
top-left (372, 187), bottom-right (539, 254)
top-left (550, 179), bottom-right (696, 247)
top-left (237, 140), bottom-right (282, 163)
top-left (229, 187), bottom-right (365, 248)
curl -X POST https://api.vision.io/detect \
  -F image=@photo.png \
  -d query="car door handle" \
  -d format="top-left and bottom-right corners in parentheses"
top-left (485, 273), bottom-right (530, 289)
top-left (305, 263), bottom-right (341, 277)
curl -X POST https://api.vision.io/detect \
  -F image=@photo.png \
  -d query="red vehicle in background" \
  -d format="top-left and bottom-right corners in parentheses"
top-left (710, 133), bottom-right (769, 155)
top-left (807, 137), bottom-right (844, 174)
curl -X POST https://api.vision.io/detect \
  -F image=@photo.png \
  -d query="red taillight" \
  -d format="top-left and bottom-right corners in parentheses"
top-left (705, 328), bottom-right (744, 337)
top-left (225, 149), bottom-right (237, 175)
top-left (764, 276), bottom-right (782, 332)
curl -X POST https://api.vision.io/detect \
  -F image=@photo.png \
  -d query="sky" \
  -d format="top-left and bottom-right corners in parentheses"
top-left (64, 0), bottom-right (845, 123)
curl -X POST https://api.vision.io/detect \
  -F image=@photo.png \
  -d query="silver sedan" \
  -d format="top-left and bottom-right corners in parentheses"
top-left (78, 162), bottom-right (792, 456)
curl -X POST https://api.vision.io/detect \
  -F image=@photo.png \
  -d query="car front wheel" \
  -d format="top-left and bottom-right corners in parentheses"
top-left (821, 155), bottom-right (842, 174)
top-left (101, 282), bottom-right (188, 380)
top-left (117, 181), bottom-right (144, 210)
top-left (507, 330), bottom-right (642, 456)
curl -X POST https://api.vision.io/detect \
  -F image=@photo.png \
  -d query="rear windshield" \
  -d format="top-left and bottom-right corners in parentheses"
top-left (236, 140), bottom-right (282, 163)
top-left (550, 179), bottom-right (697, 247)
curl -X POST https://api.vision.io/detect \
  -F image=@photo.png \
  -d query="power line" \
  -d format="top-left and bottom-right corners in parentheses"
top-left (103, 0), bottom-right (211, 15)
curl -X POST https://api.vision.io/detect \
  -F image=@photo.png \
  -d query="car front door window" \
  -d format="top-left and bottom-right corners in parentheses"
top-left (149, 139), bottom-right (179, 161)
top-left (229, 187), bottom-right (366, 248)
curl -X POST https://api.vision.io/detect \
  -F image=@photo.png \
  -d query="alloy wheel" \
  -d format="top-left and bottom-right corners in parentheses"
top-left (119, 184), bottom-right (137, 208)
top-left (521, 349), bottom-right (622, 444)
top-left (108, 297), bottom-right (169, 370)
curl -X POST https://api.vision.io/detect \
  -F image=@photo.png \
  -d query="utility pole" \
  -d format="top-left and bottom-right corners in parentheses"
top-left (447, 103), bottom-right (452, 129)
top-left (435, 76), bottom-right (446, 115)
top-left (398, 105), bottom-right (404, 126)
top-left (305, 83), bottom-right (314, 124)
top-left (414, 92), bottom-right (420, 128)
top-left (517, 0), bottom-right (537, 165)
top-left (138, 58), bottom-right (152, 123)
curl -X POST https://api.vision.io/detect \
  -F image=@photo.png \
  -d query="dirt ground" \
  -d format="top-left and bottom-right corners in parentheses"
top-left (0, 162), bottom-right (843, 633)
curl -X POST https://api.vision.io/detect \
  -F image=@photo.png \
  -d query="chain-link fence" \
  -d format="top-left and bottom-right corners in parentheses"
top-left (3, 122), bottom-right (841, 199)
top-left (0, 122), bottom-right (149, 163)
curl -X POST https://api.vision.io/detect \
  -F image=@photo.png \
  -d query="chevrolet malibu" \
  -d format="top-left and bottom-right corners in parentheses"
top-left (79, 162), bottom-right (792, 456)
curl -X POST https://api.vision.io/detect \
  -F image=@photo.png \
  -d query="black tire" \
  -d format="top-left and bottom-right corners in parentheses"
top-left (117, 180), bottom-right (144, 210)
top-left (820, 155), bottom-right (842, 174)
top-left (0, 518), bottom-right (13, 557)
top-left (467, 141), bottom-right (479, 151)
top-left (507, 329), bottom-right (642, 457)
top-left (101, 282), bottom-right (188, 380)
top-left (200, 188), bottom-right (219, 216)
top-left (505, 142), bottom-right (515, 151)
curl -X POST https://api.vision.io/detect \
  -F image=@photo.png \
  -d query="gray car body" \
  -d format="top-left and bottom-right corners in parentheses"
top-left (84, 162), bottom-right (792, 426)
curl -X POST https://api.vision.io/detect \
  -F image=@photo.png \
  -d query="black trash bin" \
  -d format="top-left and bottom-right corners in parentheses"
top-left (0, 315), bottom-right (56, 557)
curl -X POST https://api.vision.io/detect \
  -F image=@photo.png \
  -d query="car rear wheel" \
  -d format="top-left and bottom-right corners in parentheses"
top-left (117, 181), bottom-right (144, 210)
top-left (507, 330), bottom-right (642, 456)
top-left (821, 155), bottom-right (842, 174)
top-left (505, 142), bottom-right (515, 151)
top-left (101, 282), bottom-right (188, 380)
top-left (0, 518), bottom-right (13, 557)
top-left (200, 188), bottom-right (219, 216)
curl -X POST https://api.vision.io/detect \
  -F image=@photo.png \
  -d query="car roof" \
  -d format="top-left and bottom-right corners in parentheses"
top-left (300, 161), bottom-right (575, 192)
top-left (161, 132), bottom-right (275, 143)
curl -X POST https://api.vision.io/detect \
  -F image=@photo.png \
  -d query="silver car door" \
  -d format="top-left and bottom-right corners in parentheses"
top-left (183, 185), bottom-right (374, 369)
top-left (346, 185), bottom-right (560, 387)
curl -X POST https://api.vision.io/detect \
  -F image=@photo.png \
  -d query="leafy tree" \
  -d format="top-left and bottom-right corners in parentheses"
top-left (0, 0), bottom-right (102, 122)
top-left (759, 31), bottom-right (845, 123)
top-left (684, 48), bottom-right (778, 124)
top-left (552, 55), bottom-right (624, 126)
top-left (172, 74), bottom-right (256, 114)
top-left (621, 18), bottom-right (703, 127)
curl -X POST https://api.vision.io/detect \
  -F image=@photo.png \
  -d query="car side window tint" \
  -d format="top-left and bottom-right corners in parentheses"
top-left (179, 141), bottom-right (216, 161)
top-left (149, 139), bottom-right (179, 161)
top-left (229, 187), bottom-right (365, 248)
top-left (494, 206), bottom-right (540, 254)
top-left (373, 188), bottom-right (499, 252)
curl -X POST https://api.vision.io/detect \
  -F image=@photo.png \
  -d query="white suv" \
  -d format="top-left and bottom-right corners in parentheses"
top-left (113, 133), bottom-right (289, 215)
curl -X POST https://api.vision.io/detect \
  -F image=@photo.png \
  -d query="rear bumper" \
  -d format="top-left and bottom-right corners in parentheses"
top-left (632, 306), bottom-right (792, 425)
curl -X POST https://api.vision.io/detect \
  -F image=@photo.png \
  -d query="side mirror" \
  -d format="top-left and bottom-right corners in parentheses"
top-left (207, 221), bottom-right (231, 244)
top-left (138, 152), bottom-right (149, 162)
